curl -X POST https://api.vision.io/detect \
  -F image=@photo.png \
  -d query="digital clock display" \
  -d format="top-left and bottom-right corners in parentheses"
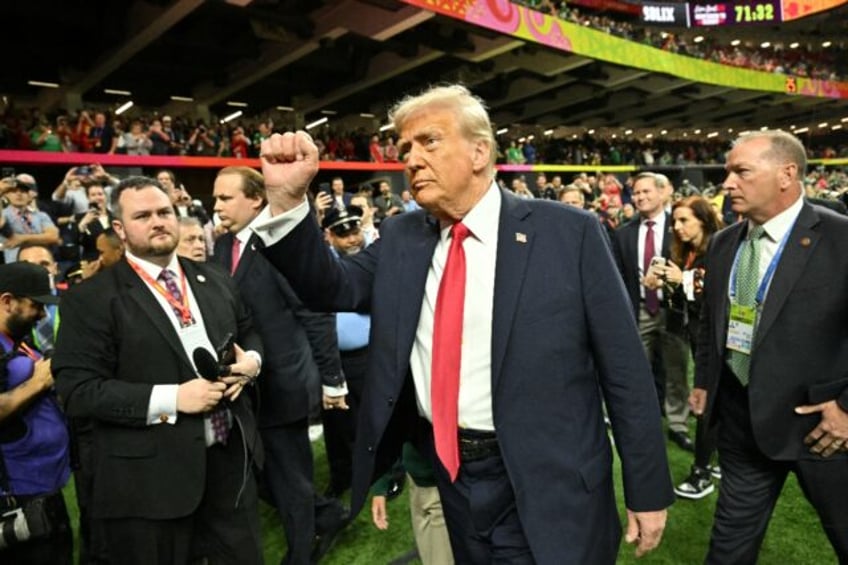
top-left (690, 0), bottom-right (783, 25)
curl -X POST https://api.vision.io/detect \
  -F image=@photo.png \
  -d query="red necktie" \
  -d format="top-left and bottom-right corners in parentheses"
top-left (231, 237), bottom-right (241, 275)
top-left (643, 220), bottom-right (659, 316)
top-left (431, 222), bottom-right (471, 482)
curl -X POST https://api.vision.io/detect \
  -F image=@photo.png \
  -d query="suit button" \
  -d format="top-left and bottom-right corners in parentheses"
top-left (367, 445), bottom-right (374, 453)
top-left (387, 397), bottom-right (394, 406)
top-left (158, 413), bottom-right (169, 423)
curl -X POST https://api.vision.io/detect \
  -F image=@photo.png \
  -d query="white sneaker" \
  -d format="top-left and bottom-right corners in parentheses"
top-left (309, 424), bottom-right (324, 442)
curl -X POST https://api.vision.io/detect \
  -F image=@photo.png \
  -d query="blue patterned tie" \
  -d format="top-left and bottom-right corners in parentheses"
top-left (727, 225), bottom-right (765, 385)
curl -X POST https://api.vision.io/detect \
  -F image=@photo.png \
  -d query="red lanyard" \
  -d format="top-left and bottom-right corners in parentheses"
top-left (126, 259), bottom-right (194, 326)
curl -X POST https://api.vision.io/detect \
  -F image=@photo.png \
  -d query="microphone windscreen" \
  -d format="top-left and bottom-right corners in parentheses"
top-left (193, 348), bottom-right (220, 381)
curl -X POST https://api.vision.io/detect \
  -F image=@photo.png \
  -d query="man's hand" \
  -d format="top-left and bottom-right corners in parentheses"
top-left (31, 359), bottom-right (54, 392)
top-left (3, 234), bottom-right (21, 249)
top-left (176, 378), bottom-right (226, 414)
top-left (81, 258), bottom-right (102, 279)
top-left (625, 509), bottom-right (667, 558)
top-left (323, 393), bottom-right (349, 411)
top-left (796, 400), bottom-right (848, 457)
top-left (222, 343), bottom-right (259, 401)
top-left (689, 388), bottom-right (708, 416)
top-left (371, 495), bottom-right (389, 530)
top-left (260, 131), bottom-right (319, 215)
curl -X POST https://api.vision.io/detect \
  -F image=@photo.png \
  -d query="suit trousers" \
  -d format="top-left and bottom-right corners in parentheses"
top-left (408, 476), bottom-right (454, 565)
top-left (638, 305), bottom-right (690, 433)
top-left (101, 435), bottom-right (263, 565)
top-left (421, 423), bottom-right (533, 565)
top-left (707, 369), bottom-right (848, 564)
top-left (322, 346), bottom-right (366, 495)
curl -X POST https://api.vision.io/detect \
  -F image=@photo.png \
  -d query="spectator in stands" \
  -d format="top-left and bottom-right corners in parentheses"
top-left (231, 126), bottom-right (250, 159)
top-left (535, 173), bottom-right (557, 200)
top-left (186, 121), bottom-right (216, 156)
top-left (373, 181), bottom-right (403, 223)
top-left (559, 184), bottom-right (586, 209)
top-left (147, 119), bottom-right (170, 155)
top-left (0, 262), bottom-right (71, 565)
top-left (369, 135), bottom-right (384, 163)
top-left (30, 118), bottom-right (64, 152)
top-left (53, 169), bottom-right (91, 215)
top-left (87, 112), bottom-right (117, 154)
top-left (384, 136), bottom-right (399, 163)
top-left (121, 120), bottom-right (152, 156)
top-left (349, 193), bottom-right (379, 246)
top-left (251, 121), bottom-right (273, 157)
top-left (401, 189), bottom-right (420, 212)
top-left (160, 116), bottom-right (184, 155)
top-left (75, 183), bottom-right (114, 262)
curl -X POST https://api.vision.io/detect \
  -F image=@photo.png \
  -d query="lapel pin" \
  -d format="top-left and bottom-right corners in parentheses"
top-left (515, 232), bottom-right (527, 244)
top-left (197, 274), bottom-right (206, 283)
top-left (800, 237), bottom-right (811, 247)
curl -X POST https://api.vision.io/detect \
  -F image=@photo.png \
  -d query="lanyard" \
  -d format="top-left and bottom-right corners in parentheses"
top-left (0, 333), bottom-right (41, 361)
top-left (127, 259), bottom-right (194, 326)
top-left (729, 222), bottom-right (794, 305)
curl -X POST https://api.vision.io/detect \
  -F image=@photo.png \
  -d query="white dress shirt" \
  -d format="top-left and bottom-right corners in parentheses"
top-left (637, 209), bottom-right (667, 301)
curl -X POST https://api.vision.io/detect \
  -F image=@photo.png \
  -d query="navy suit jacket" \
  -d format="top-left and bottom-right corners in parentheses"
top-left (213, 232), bottom-right (340, 426)
top-left (261, 189), bottom-right (674, 563)
top-left (612, 211), bottom-right (673, 319)
top-left (695, 202), bottom-right (848, 460)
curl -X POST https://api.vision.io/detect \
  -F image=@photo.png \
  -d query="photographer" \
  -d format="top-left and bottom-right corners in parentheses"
top-left (0, 262), bottom-right (72, 565)
top-left (186, 121), bottom-right (216, 156)
top-left (1, 176), bottom-right (61, 264)
top-left (74, 183), bottom-right (114, 262)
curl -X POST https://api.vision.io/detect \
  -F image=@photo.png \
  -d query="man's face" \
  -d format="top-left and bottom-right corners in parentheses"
top-left (213, 174), bottom-right (263, 233)
top-left (723, 137), bottom-right (791, 224)
top-left (95, 113), bottom-right (106, 127)
top-left (632, 177), bottom-right (664, 218)
top-left (87, 185), bottom-right (106, 208)
top-left (560, 191), bottom-right (584, 209)
top-left (177, 225), bottom-right (207, 262)
top-left (379, 182), bottom-right (391, 195)
top-left (399, 107), bottom-right (485, 220)
top-left (18, 246), bottom-right (58, 276)
top-left (401, 190), bottom-right (412, 203)
top-left (96, 234), bottom-right (124, 267)
top-left (327, 227), bottom-right (364, 256)
top-left (157, 172), bottom-right (176, 194)
top-left (536, 175), bottom-right (547, 188)
top-left (113, 187), bottom-right (179, 261)
top-left (6, 186), bottom-right (31, 208)
top-left (552, 176), bottom-right (563, 188)
top-left (5, 296), bottom-right (45, 340)
top-left (331, 179), bottom-right (344, 196)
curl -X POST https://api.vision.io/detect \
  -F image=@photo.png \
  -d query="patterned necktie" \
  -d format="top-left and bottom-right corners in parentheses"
top-left (158, 269), bottom-right (190, 325)
top-left (160, 268), bottom-right (229, 443)
top-left (727, 225), bottom-right (765, 386)
top-left (230, 237), bottom-right (241, 275)
top-left (643, 220), bottom-right (660, 316)
top-left (431, 222), bottom-right (471, 481)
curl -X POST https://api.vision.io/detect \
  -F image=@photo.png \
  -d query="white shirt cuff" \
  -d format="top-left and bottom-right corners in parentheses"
top-left (244, 349), bottom-right (262, 377)
top-left (147, 384), bottom-right (179, 425)
top-left (323, 383), bottom-right (349, 397)
top-left (250, 197), bottom-right (311, 247)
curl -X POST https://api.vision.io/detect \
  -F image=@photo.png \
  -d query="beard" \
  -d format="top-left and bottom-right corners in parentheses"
top-left (7, 311), bottom-right (37, 341)
top-left (127, 230), bottom-right (178, 260)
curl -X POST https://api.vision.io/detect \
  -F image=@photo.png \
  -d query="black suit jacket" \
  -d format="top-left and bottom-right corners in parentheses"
top-left (695, 202), bottom-right (848, 460)
top-left (53, 257), bottom-right (262, 519)
top-left (213, 232), bottom-right (340, 427)
top-left (612, 212), bottom-right (673, 319)
top-left (260, 189), bottom-right (674, 563)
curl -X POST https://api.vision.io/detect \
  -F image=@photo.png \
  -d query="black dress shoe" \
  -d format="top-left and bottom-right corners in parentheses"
top-left (668, 430), bottom-right (695, 452)
top-left (311, 508), bottom-right (350, 564)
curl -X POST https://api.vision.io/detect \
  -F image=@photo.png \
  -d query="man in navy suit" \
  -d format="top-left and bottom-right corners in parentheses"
top-left (692, 131), bottom-right (848, 563)
top-left (211, 166), bottom-right (348, 564)
top-left (251, 85), bottom-right (673, 563)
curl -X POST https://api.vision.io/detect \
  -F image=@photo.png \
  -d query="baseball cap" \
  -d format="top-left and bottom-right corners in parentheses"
top-left (0, 262), bottom-right (59, 305)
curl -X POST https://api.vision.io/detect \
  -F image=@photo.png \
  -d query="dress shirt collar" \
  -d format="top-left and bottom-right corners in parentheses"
top-left (236, 222), bottom-right (254, 245)
top-left (125, 250), bottom-right (181, 279)
top-left (441, 180), bottom-right (501, 245)
top-left (640, 209), bottom-right (665, 226)
top-left (755, 191), bottom-right (803, 243)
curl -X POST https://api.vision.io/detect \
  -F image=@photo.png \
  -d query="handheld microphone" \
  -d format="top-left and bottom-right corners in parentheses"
top-left (193, 347), bottom-right (227, 381)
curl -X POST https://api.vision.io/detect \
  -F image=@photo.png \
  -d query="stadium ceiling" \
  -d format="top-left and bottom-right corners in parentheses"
top-left (8, 0), bottom-right (848, 141)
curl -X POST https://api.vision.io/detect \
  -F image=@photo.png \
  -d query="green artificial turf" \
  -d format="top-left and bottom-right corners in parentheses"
top-left (62, 431), bottom-right (837, 564)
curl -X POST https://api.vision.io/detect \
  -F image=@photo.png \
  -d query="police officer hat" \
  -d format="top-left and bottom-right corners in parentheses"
top-left (322, 206), bottom-right (363, 236)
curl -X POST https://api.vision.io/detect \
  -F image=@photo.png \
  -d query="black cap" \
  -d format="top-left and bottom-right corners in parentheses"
top-left (0, 262), bottom-right (59, 305)
top-left (322, 206), bottom-right (362, 236)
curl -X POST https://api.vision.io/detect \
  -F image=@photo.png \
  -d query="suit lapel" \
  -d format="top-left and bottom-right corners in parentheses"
top-left (218, 232), bottom-right (234, 274)
top-left (233, 235), bottom-right (259, 283)
top-left (395, 214), bottom-right (440, 377)
top-left (491, 190), bottom-right (532, 393)
top-left (662, 211), bottom-right (673, 257)
top-left (118, 260), bottom-right (194, 371)
top-left (754, 203), bottom-right (820, 346)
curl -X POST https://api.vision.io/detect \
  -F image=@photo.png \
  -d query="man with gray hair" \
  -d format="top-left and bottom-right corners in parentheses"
top-left (252, 84), bottom-right (673, 563)
top-left (693, 130), bottom-right (848, 562)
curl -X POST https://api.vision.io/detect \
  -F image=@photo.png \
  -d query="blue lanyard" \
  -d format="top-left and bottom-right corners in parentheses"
top-left (729, 222), bottom-right (795, 305)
